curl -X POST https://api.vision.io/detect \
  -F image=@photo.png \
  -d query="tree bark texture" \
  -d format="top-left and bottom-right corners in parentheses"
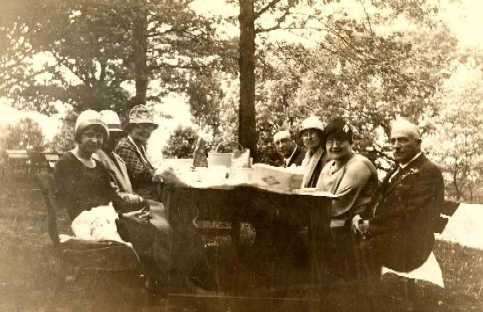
top-left (132, 9), bottom-right (148, 109)
top-left (238, 0), bottom-right (258, 160)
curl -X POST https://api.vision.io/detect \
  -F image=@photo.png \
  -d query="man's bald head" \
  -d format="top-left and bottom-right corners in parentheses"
top-left (390, 118), bottom-right (421, 164)
top-left (390, 117), bottom-right (421, 141)
top-left (273, 130), bottom-right (296, 158)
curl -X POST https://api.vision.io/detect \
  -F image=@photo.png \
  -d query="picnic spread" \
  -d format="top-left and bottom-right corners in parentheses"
top-left (154, 162), bottom-right (336, 284)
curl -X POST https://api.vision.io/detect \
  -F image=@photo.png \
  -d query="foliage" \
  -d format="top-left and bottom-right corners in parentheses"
top-left (425, 62), bottom-right (483, 202)
top-left (1, 0), bottom-right (482, 196)
top-left (162, 126), bottom-right (198, 159)
top-left (1, 0), bottom-right (227, 116)
top-left (187, 71), bottom-right (227, 133)
top-left (1, 117), bottom-right (44, 151)
top-left (196, 0), bottom-right (451, 166)
top-left (0, 2), bottom-right (39, 98)
top-left (46, 110), bottom-right (77, 153)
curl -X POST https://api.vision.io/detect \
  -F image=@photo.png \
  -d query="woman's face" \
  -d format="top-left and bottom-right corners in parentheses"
top-left (79, 125), bottom-right (104, 155)
top-left (326, 134), bottom-right (352, 160)
top-left (130, 124), bottom-right (156, 144)
top-left (302, 129), bottom-right (323, 151)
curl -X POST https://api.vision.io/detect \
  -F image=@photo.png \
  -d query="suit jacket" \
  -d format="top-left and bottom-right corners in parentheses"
top-left (369, 153), bottom-right (444, 272)
top-left (285, 146), bottom-right (306, 168)
top-left (115, 137), bottom-right (155, 197)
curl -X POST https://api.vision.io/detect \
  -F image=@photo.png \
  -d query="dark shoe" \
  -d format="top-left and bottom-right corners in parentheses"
top-left (184, 276), bottom-right (216, 295)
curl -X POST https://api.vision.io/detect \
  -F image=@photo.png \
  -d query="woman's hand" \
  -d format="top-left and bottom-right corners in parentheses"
top-left (121, 193), bottom-right (144, 205)
top-left (121, 209), bottom-right (151, 223)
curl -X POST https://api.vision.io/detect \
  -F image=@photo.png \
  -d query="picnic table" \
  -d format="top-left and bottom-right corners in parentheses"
top-left (156, 179), bottom-right (333, 288)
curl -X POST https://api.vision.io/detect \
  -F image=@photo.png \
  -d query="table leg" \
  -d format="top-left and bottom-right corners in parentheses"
top-left (230, 217), bottom-right (241, 271)
top-left (307, 206), bottom-right (330, 308)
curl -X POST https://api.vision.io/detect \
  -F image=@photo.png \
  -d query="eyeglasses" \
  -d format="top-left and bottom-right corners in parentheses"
top-left (135, 124), bottom-right (157, 131)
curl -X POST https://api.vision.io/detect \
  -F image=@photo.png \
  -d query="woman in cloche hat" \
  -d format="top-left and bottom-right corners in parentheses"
top-left (299, 116), bottom-right (328, 188)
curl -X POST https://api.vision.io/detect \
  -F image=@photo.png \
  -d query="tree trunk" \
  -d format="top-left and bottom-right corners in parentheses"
top-left (132, 9), bottom-right (148, 109)
top-left (452, 169), bottom-right (462, 200)
top-left (238, 0), bottom-right (258, 160)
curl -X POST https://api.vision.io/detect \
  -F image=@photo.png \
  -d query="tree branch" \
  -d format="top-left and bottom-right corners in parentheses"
top-left (255, 9), bottom-right (290, 34)
top-left (254, 0), bottom-right (284, 20)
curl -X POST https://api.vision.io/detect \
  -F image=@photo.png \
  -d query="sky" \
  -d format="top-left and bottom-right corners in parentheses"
top-left (1, 0), bottom-right (483, 148)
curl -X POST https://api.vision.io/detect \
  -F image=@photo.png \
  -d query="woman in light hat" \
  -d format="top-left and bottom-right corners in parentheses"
top-left (55, 109), bottom-right (211, 293)
top-left (96, 110), bottom-right (135, 197)
top-left (115, 105), bottom-right (159, 198)
top-left (115, 106), bottom-right (214, 291)
top-left (53, 108), bottom-right (159, 237)
top-left (300, 116), bottom-right (328, 188)
top-left (54, 109), bottom-right (122, 220)
top-left (94, 110), bottom-right (174, 290)
top-left (96, 109), bottom-right (169, 225)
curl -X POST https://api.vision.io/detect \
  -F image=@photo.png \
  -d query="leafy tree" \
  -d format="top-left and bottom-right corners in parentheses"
top-left (2, 117), bottom-right (44, 151)
top-left (227, 0), bottom-right (445, 161)
top-left (46, 110), bottom-right (77, 153)
top-left (162, 126), bottom-right (198, 159)
top-left (2, 0), bottom-right (226, 116)
top-left (426, 63), bottom-right (483, 202)
top-left (0, 1), bottom-right (55, 102)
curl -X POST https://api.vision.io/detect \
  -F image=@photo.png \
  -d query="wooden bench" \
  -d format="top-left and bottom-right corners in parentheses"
top-left (5, 150), bottom-right (63, 175)
top-left (5, 149), bottom-right (30, 175)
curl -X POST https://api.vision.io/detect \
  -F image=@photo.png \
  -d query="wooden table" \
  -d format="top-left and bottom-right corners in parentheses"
top-left (156, 182), bottom-right (332, 286)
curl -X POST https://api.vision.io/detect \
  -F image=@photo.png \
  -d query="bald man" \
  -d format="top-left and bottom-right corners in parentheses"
top-left (273, 130), bottom-right (305, 167)
top-left (358, 117), bottom-right (444, 274)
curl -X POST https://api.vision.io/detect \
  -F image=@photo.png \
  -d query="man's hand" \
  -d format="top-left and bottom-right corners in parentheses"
top-left (155, 167), bottom-right (188, 186)
top-left (351, 214), bottom-right (369, 238)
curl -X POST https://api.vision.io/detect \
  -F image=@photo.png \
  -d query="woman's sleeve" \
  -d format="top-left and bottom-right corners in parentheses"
top-left (53, 158), bottom-right (77, 219)
top-left (115, 146), bottom-right (153, 187)
top-left (98, 165), bottom-right (140, 213)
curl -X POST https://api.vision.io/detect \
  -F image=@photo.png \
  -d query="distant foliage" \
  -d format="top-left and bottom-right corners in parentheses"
top-left (426, 62), bottom-right (483, 202)
top-left (46, 110), bottom-right (76, 153)
top-left (162, 126), bottom-right (198, 159)
top-left (2, 118), bottom-right (44, 151)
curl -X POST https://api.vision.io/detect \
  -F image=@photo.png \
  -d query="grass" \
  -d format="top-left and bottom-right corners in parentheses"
top-left (0, 173), bottom-right (482, 311)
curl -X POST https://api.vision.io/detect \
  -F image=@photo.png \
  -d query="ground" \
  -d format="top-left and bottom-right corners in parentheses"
top-left (0, 174), bottom-right (482, 312)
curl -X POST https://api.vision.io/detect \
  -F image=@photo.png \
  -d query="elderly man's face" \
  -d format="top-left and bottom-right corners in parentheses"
top-left (390, 130), bottom-right (421, 164)
top-left (274, 137), bottom-right (295, 158)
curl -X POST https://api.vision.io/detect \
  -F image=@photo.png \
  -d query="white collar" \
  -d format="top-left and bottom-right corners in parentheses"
top-left (72, 146), bottom-right (96, 168)
top-left (399, 152), bottom-right (422, 169)
top-left (284, 146), bottom-right (298, 165)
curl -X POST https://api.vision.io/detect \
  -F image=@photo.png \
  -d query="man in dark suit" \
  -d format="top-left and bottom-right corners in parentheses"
top-left (273, 130), bottom-right (305, 167)
top-left (355, 118), bottom-right (444, 310)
